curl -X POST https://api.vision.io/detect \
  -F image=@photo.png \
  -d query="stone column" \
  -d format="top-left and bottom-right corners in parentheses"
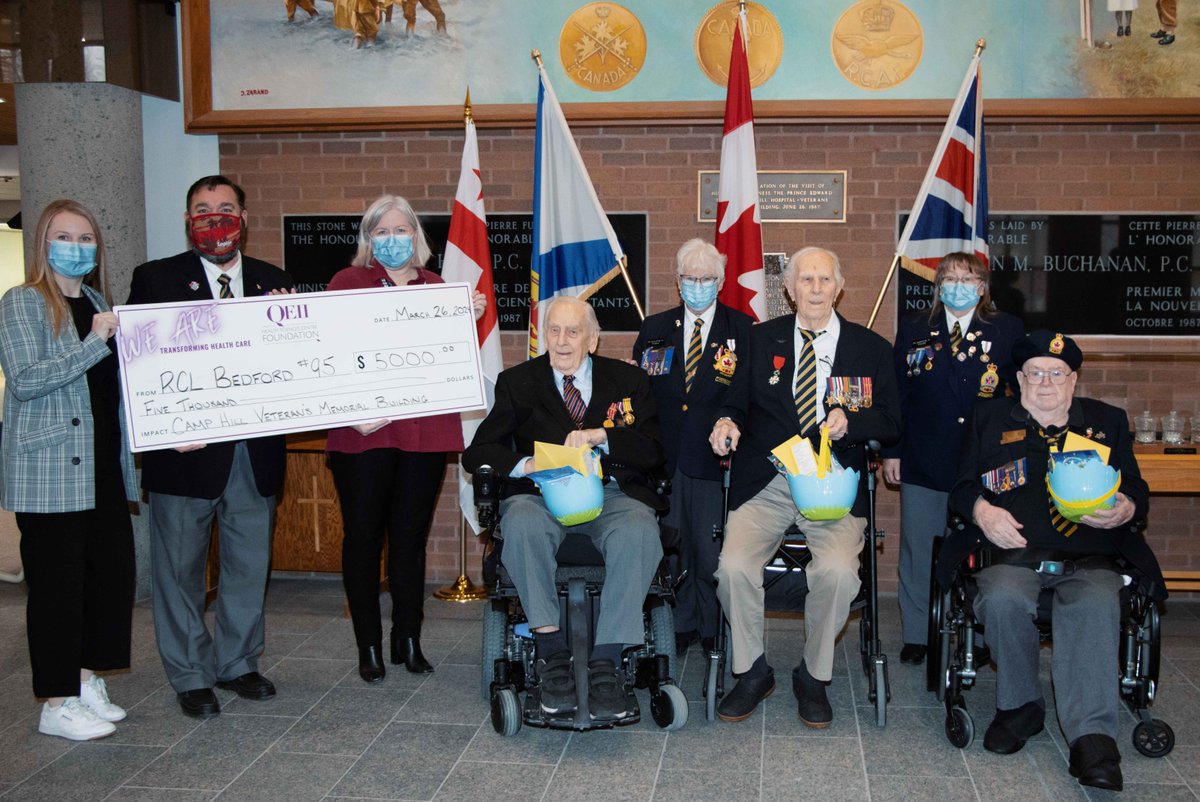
top-left (15, 80), bottom-right (151, 598)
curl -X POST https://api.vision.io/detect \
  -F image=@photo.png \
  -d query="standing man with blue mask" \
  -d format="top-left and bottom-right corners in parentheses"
top-left (632, 239), bottom-right (753, 656)
top-left (127, 175), bottom-right (294, 718)
top-left (883, 252), bottom-right (1023, 665)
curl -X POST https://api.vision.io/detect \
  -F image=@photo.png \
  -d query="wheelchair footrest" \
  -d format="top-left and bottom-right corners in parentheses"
top-left (521, 690), bottom-right (641, 731)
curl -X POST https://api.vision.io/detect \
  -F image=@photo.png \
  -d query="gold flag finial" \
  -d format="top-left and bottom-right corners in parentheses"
top-left (531, 49), bottom-right (543, 68)
top-left (464, 88), bottom-right (473, 123)
top-left (738, 0), bottom-right (747, 13)
top-left (975, 38), bottom-right (986, 56)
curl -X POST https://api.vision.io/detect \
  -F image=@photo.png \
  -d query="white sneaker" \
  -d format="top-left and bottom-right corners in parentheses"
top-left (38, 698), bottom-right (116, 741)
top-left (80, 674), bottom-right (127, 722)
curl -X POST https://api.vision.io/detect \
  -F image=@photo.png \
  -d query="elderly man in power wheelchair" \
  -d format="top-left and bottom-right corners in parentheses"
top-left (937, 331), bottom-right (1167, 792)
top-left (462, 296), bottom-right (673, 730)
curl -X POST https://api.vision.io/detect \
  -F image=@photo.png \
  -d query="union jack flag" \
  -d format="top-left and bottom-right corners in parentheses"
top-left (896, 51), bottom-right (988, 283)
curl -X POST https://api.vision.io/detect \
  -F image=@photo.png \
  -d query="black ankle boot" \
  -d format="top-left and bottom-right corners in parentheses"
top-left (358, 644), bottom-right (386, 683)
top-left (391, 631), bottom-right (434, 674)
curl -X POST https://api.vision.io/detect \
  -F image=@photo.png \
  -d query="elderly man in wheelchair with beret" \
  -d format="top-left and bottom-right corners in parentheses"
top-left (938, 330), bottom-right (1166, 792)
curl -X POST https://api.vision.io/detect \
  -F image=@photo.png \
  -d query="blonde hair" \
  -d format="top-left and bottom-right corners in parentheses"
top-left (352, 195), bottom-right (432, 268)
top-left (27, 199), bottom-right (109, 337)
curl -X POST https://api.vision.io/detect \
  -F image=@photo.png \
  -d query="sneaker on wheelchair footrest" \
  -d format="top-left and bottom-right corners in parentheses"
top-left (535, 650), bottom-right (577, 714)
top-left (587, 659), bottom-right (629, 720)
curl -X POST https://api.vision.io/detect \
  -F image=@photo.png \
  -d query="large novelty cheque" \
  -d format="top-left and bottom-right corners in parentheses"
top-left (115, 283), bottom-right (486, 452)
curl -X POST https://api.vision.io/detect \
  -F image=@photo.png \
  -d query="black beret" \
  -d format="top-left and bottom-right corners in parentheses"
top-left (1012, 330), bottom-right (1083, 371)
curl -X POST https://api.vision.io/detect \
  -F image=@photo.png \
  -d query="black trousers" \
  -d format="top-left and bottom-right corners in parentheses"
top-left (329, 448), bottom-right (447, 648)
top-left (17, 474), bottom-right (135, 698)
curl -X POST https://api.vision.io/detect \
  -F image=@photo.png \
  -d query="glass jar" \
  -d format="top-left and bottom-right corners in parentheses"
top-left (1133, 410), bottom-right (1157, 445)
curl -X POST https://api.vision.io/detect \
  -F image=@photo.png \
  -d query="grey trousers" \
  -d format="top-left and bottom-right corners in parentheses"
top-left (664, 470), bottom-right (724, 639)
top-left (898, 483), bottom-right (949, 644)
top-left (714, 474), bottom-right (864, 681)
top-left (149, 443), bottom-right (275, 693)
top-left (974, 564), bottom-right (1124, 744)
top-left (499, 484), bottom-right (662, 646)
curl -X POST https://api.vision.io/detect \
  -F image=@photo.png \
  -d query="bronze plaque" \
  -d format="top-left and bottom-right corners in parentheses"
top-left (697, 170), bottom-right (847, 223)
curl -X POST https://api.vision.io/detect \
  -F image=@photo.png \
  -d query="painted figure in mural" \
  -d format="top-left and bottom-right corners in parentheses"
top-left (335, 0), bottom-right (385, 48)
top-left (1151, 0), bottom-right (1177, 43)
top-left (399, 0), bottom-right (447, 35)
top-left (284, 0), bottom-right (319, 22)
top-left (1108, 0), bottom-right (1137, 37)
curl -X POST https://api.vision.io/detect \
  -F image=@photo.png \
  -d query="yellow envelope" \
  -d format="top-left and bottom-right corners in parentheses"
top-left (817, 426), bottom-right (832, 479)
top-left (534, 441), bottom-right (603, 478)
top-left (771, 436), bottom-right (805, 476)
top-left (1062, 431), bottom-right (1111, 465)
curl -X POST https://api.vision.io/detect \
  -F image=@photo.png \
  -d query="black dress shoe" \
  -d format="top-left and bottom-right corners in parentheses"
top-left (717, 668), bottom-right (775, 722)
top-left (178, 688), bottom-right (221, 718)
top-left (1069, 734), bottom-right (1123, 791)
top-left (983, 701), bottom-right (1045, 754)
top-left (358, 645), bottom-right (386, 683)
top-left (899, 643), bottom-right (927, 665)
top-left (1151, 28), bottom-right (1167, 37)
top-left (216, 672), bottom-right (276, 700)
top-left (792, 661), bottom-right (833, 729)
top-left (392, 632), bottom-right (434, 674)
top-left (1159, 33), bottom-right (1176, 45)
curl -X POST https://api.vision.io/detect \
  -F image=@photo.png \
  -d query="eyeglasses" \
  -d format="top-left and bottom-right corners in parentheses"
top-left (942, 277), bottom-right (983, 288)
top-left (680, 276), bottom-right (719, 288)
top-left (1022, 369), bottom-right (1073, 385)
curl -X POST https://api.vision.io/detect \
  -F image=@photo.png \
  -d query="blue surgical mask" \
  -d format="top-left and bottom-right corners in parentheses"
top-left (680, 279), bottom-right (719, 312)
top-left (939, 282), bottom-right (980, 313)
top-left (46, 240), bottom-right (98, 278)
top-left (372, 234), bottom-right (414, 269)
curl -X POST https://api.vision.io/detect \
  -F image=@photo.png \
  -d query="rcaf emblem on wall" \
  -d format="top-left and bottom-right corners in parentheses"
top-left (559, 3), bottom-right (647, 92)
top-left (831, 0), bottom-right (924, 91)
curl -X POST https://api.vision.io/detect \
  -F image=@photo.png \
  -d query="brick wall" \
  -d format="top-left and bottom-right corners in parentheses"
top-left (219, 122), bottom-right (1200, 591)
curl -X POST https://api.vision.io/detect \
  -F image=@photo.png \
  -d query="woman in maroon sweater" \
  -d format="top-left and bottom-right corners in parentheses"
top-left (325, 195), bottom-right (485, 682)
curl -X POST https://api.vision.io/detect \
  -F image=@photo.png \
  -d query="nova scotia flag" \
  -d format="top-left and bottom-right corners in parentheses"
top-left (528, 60), bottom-right (623, 358)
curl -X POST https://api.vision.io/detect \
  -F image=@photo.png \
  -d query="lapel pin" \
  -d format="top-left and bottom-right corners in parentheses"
top-left (188, 281), bottom-right (200, 291)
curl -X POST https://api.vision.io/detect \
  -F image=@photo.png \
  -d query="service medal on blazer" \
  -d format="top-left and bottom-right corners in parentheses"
top-left (978, 363), bottom-right (1000, 398)
top-left (769, 354), bottom-right (785, 385)
top-left (713, 343), bottom-right (737, 385)
top-left (603, 397), bottom-right (636, 428)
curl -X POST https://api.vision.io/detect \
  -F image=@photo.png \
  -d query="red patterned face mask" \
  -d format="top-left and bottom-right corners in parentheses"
top-left (189, 213), bottom-right (243, 258)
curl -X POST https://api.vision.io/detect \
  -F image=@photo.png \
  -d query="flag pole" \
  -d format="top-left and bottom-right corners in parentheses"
top-left (866, 38), bottom-right (986, 332)
top-left (617, 255), bottom-right (645, 321)
top-left (435, 89), bottom-right (489, 604)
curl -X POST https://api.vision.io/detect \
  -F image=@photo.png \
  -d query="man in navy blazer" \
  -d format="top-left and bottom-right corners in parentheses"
top-left (632, 239), bottom-right (753, 656)
top-left (127, 176), bottom-right (294, 719)
top-left (464, 296), bottom-right (665, 721)
top-left (710, 247), bottom-right (899, 727)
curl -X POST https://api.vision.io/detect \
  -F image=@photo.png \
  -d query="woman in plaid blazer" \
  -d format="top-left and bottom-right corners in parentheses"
top-left (0, 200), bottom-right (137, 742)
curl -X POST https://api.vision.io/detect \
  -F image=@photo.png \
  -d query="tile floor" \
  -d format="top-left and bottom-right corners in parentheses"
top-left (0, 576), bottom-right (1196, 801)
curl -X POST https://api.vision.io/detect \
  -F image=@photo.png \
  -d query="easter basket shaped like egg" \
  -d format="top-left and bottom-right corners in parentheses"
top-left (786, 467), bottom-right (860, 521)
top-left (531, 467), bottom-right (605, 526)
top-left (1047, 455), bottom-right (1121, 524)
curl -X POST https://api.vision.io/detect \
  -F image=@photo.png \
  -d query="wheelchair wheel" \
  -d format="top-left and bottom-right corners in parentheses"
top-left (1132, 719), bottom-right (1175, 758)
top-left (872, 657), bottom-right (889, 728)
top-left (945, 705), bottom-right (974, 749)
top-left (927, 583), bottom-right (947, 695)
top-left (647, 599), bottom-right (678, 682)
top-left (491, 687), bottom-right (521, 736)
top-left (481, 600), bottom-right (507, 701)
top-left (651, 683), bottom-right (689, 731)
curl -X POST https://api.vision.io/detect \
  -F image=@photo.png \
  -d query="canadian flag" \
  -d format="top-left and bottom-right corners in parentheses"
top-left (715, 15), bottom-right (766, 322)
top-left (443, 113), bottom-right (502, 534)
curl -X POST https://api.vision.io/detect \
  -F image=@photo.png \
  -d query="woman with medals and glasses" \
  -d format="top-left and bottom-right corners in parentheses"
top-left (882, 252), bottom-right (1024, 666)
top-left (0, 200), bottom-right (137, 741)
top-left (323, 195), bottom-right (486, 683)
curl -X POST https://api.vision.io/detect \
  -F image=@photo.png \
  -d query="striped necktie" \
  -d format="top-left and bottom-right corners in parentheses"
top-left (794, 329), bottom-right (819, 435)
top-left (1041, 427), bottom-right (1078, 538)
top-left (217, 274), bottom-right (234, 299)
top-left (562, 374), bottom-right (586, 428)
top-left (950, 320), bottom-right (962, 355)
top-left (684, 318), bottom-right (704, 394)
